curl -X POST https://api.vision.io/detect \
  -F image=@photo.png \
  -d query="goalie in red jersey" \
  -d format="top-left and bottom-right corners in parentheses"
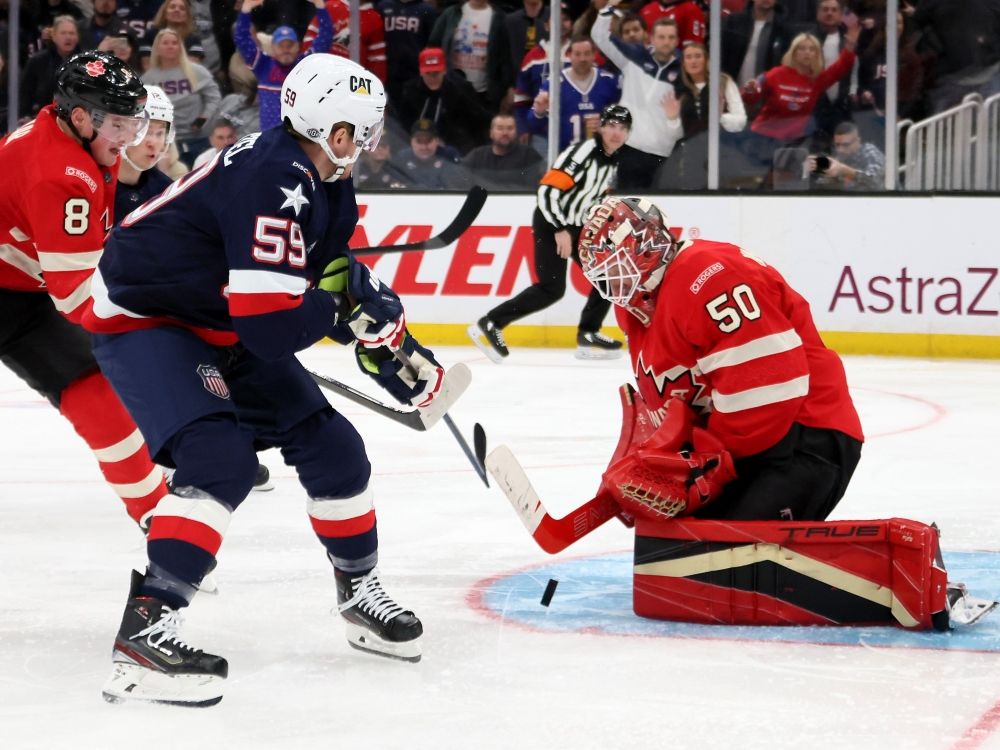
top-left (580, 195), bottom-right (863, 523)
top-left (572, 196), bottom-right (996, 630)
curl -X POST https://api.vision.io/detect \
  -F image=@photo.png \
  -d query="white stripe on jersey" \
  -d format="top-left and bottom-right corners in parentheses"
top-left (50, 276), bottom-right (93, 315)
top-left (712, 375), bottom-right (811, 414)
top-left (0, 242), bottom-right (43, 284)
top-left (37, 249), bottom-right (103, 273)
top-left (227, 269), bottom-right (308, 295)
top-left (697, 330), bottom-right (804, 374)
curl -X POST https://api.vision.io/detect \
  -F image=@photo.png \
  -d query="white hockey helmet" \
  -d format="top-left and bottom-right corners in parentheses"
top-left (280, 53), bottom-right (386, 178)
top-left (143, 85), bottom-right (175, 144)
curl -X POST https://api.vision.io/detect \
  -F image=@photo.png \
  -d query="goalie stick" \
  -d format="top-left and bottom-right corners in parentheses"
top-left (485, 445), bottom-right (620, 554)
top-left (352, 186), bottom-right (488, 256)
top-left (308, 362), bottom-right (471, 431)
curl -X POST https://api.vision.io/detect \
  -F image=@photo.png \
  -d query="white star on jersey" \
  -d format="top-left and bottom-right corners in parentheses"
top-left (279, 184), bottom-right (310, 216)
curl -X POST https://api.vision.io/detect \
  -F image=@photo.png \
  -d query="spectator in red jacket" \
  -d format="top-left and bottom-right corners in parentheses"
top-left (639, 0), bottom-right (705, 48)
top-left (740, 12), bottom-right (859, 186)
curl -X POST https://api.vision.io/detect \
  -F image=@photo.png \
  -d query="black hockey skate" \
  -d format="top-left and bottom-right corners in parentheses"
top-left (335, 568), bottom-right (423, 662)
top-left (102, 570), bottom-right (228, 707)
top-left (467, 316), bottom-right (509, 364)
top-left (575, 330), bottom-right (624, 360)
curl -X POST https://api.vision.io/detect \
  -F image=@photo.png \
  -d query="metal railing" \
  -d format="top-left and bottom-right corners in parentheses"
top-left (902, 94), bottom-right (983, 191)
top-left (976, 93), bottom-right (1000, 190)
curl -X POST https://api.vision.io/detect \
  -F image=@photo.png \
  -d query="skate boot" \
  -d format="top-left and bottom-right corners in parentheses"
top-left (575, 330), bottom-right (624, 360)
top-left (335, 568), bottom-right (423, 662)
top-left (940, 583), bottom-right (998, 629)
top-left (102, 570), bottom-right (228, 707)
top-left (467, 316), bottom-right (509, 364)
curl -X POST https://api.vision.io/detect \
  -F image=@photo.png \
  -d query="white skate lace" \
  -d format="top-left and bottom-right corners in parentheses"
top-left (339, 571), bottom-right (406, 623)
top-left (132, 607), bottom-right (201, 652)
top-left (487, 322), bottom-right (506, 347)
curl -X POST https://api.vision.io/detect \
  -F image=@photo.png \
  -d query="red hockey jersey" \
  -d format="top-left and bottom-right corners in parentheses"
top-left (617, 239), bottom-right (863, 458)
top-left (304, 1), bottom-right (387, 82)
top-left (0, 105), bottom-right (117, 324)
top-left (639, 0), bottom-right (706, 47)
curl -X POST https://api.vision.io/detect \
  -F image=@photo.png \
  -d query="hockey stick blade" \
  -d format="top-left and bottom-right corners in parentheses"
top-left (473, 423), bottom-right (488, 477)
top-left (443, 415), bottom-right (490, 488)
top-left (485, 445), bottom-right (619, 554)
top-left (352, 186), bottom-right (488, 256)
top-left (309, 362), bottom-right (471, 431)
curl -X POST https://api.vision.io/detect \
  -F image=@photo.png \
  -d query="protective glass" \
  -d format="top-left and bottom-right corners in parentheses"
top-left (91, 108), bottom-right (151, 147)
top-left (584, 245), bottom-right (641, 306)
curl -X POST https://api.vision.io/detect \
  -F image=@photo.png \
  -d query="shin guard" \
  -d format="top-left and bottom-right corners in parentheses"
top-left (59, 371), bottom-right (167, 523)
top-left (633, 517), bottom-right (948, 629)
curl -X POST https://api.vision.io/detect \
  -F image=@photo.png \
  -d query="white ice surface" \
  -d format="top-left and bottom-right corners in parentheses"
top-left (1, 345), bottom-right (998, 750)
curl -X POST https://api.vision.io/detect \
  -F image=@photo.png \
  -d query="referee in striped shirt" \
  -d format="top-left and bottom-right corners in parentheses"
top-left (469, 104), bottom-right (633, 362)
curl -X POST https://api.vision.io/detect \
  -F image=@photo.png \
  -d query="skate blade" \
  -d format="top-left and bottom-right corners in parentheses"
top-left (102, 662), bottom-right (225, 707)
top-left (467, 324), bottom-right (506, 365)
top-left (574, 347), bottom-right (623, 361)
top-left (344, 622), bottom-right (422, 663)
top-left (197, 571), bottom-right (220, 596)
top-left (251, 480), bottom-right (274, 492)
top-left (951, 597), bottom-right (999, 627)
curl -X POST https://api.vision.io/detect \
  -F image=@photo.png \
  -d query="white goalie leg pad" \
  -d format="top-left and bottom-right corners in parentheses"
top-left (342, 622), bottom-right (422, 662)
top-left (102, 662), bottom-right (225, 707)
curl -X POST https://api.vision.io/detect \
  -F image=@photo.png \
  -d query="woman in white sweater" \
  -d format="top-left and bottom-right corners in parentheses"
top-left (141, 28), bottom-right (221, 167)
top-left (659, 42), bottom-right (747, 190)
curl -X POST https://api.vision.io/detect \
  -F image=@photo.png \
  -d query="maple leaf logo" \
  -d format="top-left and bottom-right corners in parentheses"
top-left (84, 60), bottom-right (106, 78)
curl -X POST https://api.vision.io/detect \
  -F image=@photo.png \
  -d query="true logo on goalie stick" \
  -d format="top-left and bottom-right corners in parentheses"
top-left (196, 364), bottom-right (230, 399)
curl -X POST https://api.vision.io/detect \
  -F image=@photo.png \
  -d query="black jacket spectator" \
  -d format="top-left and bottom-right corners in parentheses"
top-left (398, 70), bottom-right (492, 154)
top-left (80, 0), bottom-right (138, 51)
top-left (721, 0), bottom-right (794, 85)
top-left (19, 40), bottom-right (79, 120)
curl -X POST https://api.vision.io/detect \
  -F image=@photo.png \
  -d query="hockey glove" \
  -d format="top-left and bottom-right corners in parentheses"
top-left (602, 427), bottom-right (736, 521)
top-left (320, 256), bottom-right (406, 348)
top-left (355, 333), bottom-right (444, 408)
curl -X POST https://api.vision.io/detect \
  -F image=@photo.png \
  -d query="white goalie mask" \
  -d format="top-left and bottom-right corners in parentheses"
top-left (280, 54), bottom-right (386, 180)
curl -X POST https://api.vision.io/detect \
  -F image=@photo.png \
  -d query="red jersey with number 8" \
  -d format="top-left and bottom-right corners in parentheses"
top-left (0, 105), bottom-right (117, 324)
top-left (617, 239), bottom-right (863, 459)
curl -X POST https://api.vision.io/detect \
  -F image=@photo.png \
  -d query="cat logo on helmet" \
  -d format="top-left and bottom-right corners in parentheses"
top-left (349, 76), bottom-right (372, 95)
top-left (85, 60), bottom-right (106, 78)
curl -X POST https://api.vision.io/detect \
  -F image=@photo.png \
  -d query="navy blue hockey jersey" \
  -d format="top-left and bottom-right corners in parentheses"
top-left (83, 127), bottom-right (357, 362)
top-left (114, 168), bottom-right (172, 226)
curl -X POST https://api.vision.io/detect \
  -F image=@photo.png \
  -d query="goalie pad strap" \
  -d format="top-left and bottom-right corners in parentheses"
top-left (632, 517), bottom-right (948, 629)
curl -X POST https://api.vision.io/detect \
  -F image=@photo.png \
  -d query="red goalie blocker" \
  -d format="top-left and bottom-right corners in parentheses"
top-left (633, 516), bottom-right (950, 630)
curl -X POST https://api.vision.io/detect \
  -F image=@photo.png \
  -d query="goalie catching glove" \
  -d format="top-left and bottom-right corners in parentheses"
top-left (355, 333), bottom-right (444, 408)
top-left (602, 398), bottom-right (736, 521)
top-left (319, 256), bottom-right (406, 348)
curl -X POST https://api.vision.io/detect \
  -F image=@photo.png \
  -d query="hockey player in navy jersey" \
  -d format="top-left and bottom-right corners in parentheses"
top-left (86, 54), bottom-right (443, 706)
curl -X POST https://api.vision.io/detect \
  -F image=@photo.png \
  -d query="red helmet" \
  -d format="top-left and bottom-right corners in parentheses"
top-left (578, 197), bottom-right (678, 326)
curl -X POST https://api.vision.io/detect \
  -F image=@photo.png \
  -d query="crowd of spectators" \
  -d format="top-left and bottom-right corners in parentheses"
top-left (2, 0), bottom-right (999, 190)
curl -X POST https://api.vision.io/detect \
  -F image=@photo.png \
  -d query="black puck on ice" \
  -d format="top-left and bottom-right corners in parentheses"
top-left (540, 578), bottom-right (558, 607)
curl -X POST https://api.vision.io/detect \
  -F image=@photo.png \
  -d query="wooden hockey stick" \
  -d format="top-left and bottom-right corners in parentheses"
top-left (352, 186), bottom-right (488, 256)
top-left (308, 362), bottom-right (471, 431)
top-left (485, 445), bottom-right (620, 554)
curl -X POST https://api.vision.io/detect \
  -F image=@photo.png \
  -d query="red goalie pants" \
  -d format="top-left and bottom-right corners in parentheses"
top-left (633, 517), bottom-right (949, 629)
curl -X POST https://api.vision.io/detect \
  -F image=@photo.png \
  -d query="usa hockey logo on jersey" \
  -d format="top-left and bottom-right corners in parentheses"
top-left (196, 364), bottom-right (231, 400)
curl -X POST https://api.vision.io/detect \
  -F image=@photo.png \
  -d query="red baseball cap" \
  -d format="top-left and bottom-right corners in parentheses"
top-left (418, 47), bottom-right (446, 74)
